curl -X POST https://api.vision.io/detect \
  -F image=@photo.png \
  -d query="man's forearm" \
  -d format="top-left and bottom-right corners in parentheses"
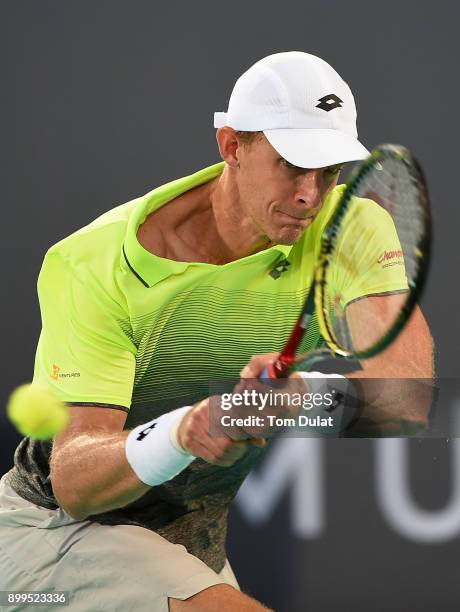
top-left (51, 431), bottom-right (151, 520)
top-left (345, 375), bottom-right (434, 435)
top-left (344, 311), bottom-right (434, 434)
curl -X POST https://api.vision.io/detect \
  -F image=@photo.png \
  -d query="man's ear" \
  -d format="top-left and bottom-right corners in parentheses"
top-left (216, 127), bottom-right (240, 169)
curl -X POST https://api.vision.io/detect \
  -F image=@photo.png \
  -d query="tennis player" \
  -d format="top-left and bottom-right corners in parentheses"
top-left (0, 52), bottom-right (433, 611)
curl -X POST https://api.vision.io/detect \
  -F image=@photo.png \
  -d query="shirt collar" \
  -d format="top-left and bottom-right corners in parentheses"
top-left (123, 162), bottom-right (292, 288)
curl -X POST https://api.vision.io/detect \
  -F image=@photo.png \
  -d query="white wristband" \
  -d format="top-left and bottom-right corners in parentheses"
top-left (125, 405), bottom-right (195, 486)
top-left (298, 371), bottom-right (347, 391)
top-left (297, 371), bottom-right (358, 435)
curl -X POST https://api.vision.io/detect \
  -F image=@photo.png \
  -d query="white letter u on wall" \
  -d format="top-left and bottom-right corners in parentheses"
top-left (236, 437), bottom-right (324, 538)
top-left (376, 438), bottom-right (460, 543)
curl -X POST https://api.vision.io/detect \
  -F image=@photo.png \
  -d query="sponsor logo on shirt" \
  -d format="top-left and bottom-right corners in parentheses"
top-left (269, 258), bottom-right (291, 279)
top-left (51, 364), bottom-right (81, 380)
top-left (377, 249), bottom-right (404, 268)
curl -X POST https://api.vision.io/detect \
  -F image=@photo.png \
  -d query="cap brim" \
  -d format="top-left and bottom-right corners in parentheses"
top-left (264, 128), bottom-right (370, 168)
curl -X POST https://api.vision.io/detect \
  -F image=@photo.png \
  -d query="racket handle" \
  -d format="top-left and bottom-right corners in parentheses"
top-left (260, 359), bottom-right (291, 383)
top-left (260, 365), bottom-right (276, 383)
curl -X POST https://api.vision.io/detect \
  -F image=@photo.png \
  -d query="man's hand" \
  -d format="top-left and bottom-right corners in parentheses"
top-left (239, 352), bottom-right (281, 379)
top-left (176, 398), bottom-right (266, 467)
top-left (238, 351), bottom-right (309, 407)
top-left (227, 353), bottom-right (309, 439)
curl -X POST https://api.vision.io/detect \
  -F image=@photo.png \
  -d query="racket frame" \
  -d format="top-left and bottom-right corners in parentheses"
top-left (271, 144), bottom-right (432, 377)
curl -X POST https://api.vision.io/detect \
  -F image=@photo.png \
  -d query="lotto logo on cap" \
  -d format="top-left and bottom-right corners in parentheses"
top-left (214, 51), bottom-right (369, 169)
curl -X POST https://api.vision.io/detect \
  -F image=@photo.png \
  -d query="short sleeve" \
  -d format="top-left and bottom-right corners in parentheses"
top-left (329, 198), bottom-right (409, 307)
top-left (33, 249), bottom-right (136, 408)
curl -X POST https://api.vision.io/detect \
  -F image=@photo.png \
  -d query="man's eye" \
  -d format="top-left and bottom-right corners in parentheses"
top-left (325, 166), bottom-right (343, 176)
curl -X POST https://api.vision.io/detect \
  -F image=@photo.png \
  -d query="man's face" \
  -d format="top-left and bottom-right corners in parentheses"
top-left (235, 134), bottom-right (343, 245)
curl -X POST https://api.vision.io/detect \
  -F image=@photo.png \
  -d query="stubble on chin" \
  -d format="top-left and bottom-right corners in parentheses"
top-left (273, 222), bottom-right (311, 245)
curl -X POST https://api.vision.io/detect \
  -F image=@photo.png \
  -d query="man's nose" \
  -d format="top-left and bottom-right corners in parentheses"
top-left (294, 170), bottom-right (323, 209)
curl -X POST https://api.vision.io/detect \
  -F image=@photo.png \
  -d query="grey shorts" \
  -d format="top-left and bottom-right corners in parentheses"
top-left (0, 475), bottom-right (239, 611)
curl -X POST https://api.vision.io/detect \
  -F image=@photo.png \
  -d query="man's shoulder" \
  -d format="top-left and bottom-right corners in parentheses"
top-left (43, 195), bottom-right (147, 276)
top-left (54, 199), bottom-right (138, 250)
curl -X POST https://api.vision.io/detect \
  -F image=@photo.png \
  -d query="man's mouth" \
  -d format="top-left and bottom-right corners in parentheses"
top-left (276, 210), bottom-right (315, 223)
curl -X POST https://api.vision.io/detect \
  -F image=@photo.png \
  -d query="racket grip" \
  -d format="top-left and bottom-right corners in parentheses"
top-left (259, 366), bottom-right (277, 387)
top-left (260, 361), bottom-right (286, 384)
top-left (260, 365), bottom-right (274, 383)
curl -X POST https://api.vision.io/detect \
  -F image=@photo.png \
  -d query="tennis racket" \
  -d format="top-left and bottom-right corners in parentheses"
top-left (262, 143), bottom-right (431, 379)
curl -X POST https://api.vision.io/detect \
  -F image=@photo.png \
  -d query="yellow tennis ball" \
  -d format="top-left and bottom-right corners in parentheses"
top-left (6, 384), bottom-right (70, 440)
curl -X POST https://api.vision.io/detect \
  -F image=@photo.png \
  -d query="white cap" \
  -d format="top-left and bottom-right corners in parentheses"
top-left (214, 52), bottom-right (369, 168)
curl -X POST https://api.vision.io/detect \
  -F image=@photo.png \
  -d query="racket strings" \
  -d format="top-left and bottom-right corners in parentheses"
top-left (325, 155), bottom-right (426, 355)
top-left (365, 159), bottom-right (424, 278)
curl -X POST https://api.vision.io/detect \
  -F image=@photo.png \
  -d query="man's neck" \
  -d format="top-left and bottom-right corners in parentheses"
top-left (138, 166), bottom-right (274, 265)
top-left (206, 167), bottom-right (274, 262)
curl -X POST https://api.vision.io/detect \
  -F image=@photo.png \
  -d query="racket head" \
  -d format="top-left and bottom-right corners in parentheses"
top-left (313, 143), bottom-right (431, 361)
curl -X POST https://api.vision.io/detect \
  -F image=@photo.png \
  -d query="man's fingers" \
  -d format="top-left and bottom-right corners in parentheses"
top-left (186, 430), bottom-right (252, 466)
top-left (248, 437), bottom-right (267, 447)
top-left (240, 353), bottom-right (279, 378)
top-left (186, 437), bottom-right (223, 465)
top-left (208, 438), bottom-right (265, 466)
top-left (178, 394), bottom-right (267, 466)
